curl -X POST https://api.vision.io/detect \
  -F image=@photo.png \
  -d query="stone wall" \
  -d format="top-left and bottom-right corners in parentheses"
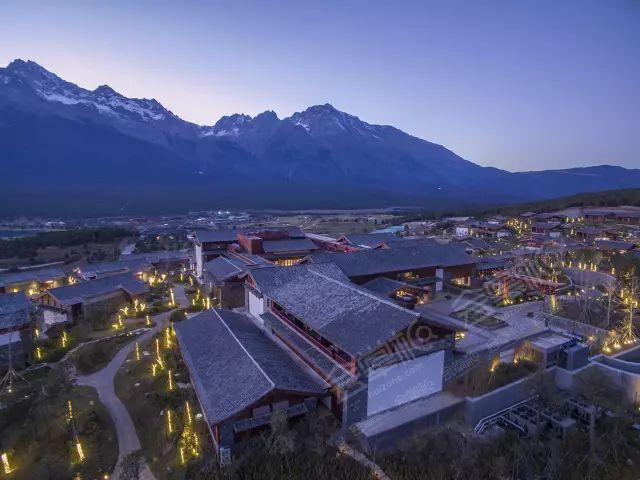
top-left (464, 368), bottom-right (556, 427)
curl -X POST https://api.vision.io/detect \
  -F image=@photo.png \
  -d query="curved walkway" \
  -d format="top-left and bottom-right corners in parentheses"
top-left (78, 310), bottom-right (170, 479)
top-left (77, 284), bottom-right (188, 480)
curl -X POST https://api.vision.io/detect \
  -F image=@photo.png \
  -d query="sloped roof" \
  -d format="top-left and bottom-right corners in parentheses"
top-left (174, 309), bottom-right (326, 425)
top-left (339, 232), bottom-right (398, 248)
top-left (249, 263), bottom-right (421, 357)
top-left (77, 258), bottom-right (151, 279)
top-left (122, 250), bottom-right (189, 263)
top-left (306, 243), bottom-right (476, 278)
top-left (46, 272), bottom-right (149, 306)
top-left (193, 229), bottom-right (241, 243)
top-left (360, 277), bottom-right (416, 297)
top-left (204, 254), bottom-right (271, 283)
top-left (262, 238), bottom-right (318, 254)
top-left (0, 266), bottom-right (65, 287)
top-left (0, 292), bottom-right (32, 330)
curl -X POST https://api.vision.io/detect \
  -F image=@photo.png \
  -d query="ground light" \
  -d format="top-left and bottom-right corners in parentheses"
top-left (1, 452), bottom-right (13, 475)
top-left (135, 342), bottom-right (141, 361)
top-left (167, 370), bottom-right (174, 391)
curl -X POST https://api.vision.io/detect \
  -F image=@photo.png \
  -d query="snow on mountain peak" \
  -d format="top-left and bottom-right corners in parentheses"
top-left (1, 59), bottom-right (170, 122)
top-left (288, 103), bottom-right (382, 138)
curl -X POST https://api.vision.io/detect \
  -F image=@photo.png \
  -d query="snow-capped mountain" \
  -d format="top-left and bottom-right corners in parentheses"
top-left (2, 59), bottom-right (175, 123)
top-left (1, 59), bottom-right (639, 216)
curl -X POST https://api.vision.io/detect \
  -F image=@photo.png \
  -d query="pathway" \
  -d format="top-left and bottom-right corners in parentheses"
top-left (77, 310), bottom-right (171, 479)
top-left (335, 440), bottom-right (391, 480)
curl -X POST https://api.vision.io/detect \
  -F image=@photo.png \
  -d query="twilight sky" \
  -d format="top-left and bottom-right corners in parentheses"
top-left (1, 0), bottom-right (638, 172)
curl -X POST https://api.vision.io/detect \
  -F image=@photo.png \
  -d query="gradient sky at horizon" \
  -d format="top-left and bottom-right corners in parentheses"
top-left (1, 0), bottom-right (639, 171)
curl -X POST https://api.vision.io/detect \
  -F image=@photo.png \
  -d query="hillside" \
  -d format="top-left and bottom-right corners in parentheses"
top-left (1, 59), bottom-right (639, 217)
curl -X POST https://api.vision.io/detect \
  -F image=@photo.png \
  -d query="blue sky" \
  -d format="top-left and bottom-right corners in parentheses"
top-left (1, 0), bottom-right (638, 171)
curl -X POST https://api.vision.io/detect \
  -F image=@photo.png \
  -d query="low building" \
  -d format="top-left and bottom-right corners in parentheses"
top-left (574, 226), bottom-right (602, 244)
top-left (236, 227), bottom-right (319, 266)
top-left (174, 309), bottom-right (328, 459)
top-left (0, 292), bottom-right (35, 370)
top-left (120, 250), bottom-right (190, 272)
top-left (530, 222), bottom-right (563, 238)
top-left (38, 273), bottom-right (149, 329)
top-left (470, 222), bottom-right (513, 239)
top-left (245, 263), bottom-right (456, 426)
top-left (202, 253), bottom-right (271, 309)
top-left (192, 229), bottom-right (242, 278)
top-left (304, 243), bottom-right (477, 289)
top-left (0, 266), bottom-right (66, 295)
top-left (75, 258), bottom-right (152, 281)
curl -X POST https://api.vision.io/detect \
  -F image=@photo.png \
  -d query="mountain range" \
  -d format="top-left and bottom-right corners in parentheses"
top-left (1, 59), bottom-right (639, 217)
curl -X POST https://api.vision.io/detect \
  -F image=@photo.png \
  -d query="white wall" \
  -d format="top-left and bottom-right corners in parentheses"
top-left (366, 350), bottom-right (445, 416)
top-left (43, 308), bottom-right (68, 329)
top-left (248, 290), bottom-right (264, 317)
top-left (195, 244), bottom-right (203, 277)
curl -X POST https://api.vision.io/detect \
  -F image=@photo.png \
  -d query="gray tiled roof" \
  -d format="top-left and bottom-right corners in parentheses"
top-left (193, 229), bottom-right (241, 243)
top-left (204, 254), bottom-right (271, 283)
top-left (174, 309), bottom-right (326, 425)
top-left (262, 238), bottom-right (318, 254)
top-left (46, 273), bottom-right (149, 306)
top-left (0, 266), bottom-right (66, 287)
top-left (340, 232), bottom-right (398, 248)
top-left (121, 250), bottom-right (189, 263)
top-left (0, 292), bottom-right (32, 330)
top-left (361, 277), bottom-right (415, 297)
top-left (77, 258), bottom-right (151, 279)
top-left (249, 263), bottom-right (421, 358)
top-left (306, 243), bottom-right (477, 278)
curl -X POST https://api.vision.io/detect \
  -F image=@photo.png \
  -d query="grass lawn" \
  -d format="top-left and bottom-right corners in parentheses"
top-left (70, 330), bottom-right (144, 375)
top-left (34, 316), bottom-right (153, 365)
top-left (114, 328), bottom-right (205, 479)
top-left (0, 366), bottom-right (118, 479)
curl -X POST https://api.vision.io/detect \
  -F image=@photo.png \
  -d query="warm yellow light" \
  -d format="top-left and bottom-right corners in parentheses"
top-left (61, 331), bottom-right (68, 348)
top-left (152, 363), bottom-right (157, 377)
top-left (167, 409), bottom-right (174, 434)
top-left (168, 370), bottom-right (174, 391)
top-left (76, 441), bottom-right (85, 462)
top-left (35, 347), bottom-right (43, 361)
top-left (185, 401), bottom-right (192, 425)
top-left (1, 452), bottom-right (13, 474)
top-left (67, 400), bottom-right (74, 422)
top-left (146, 314), bottom-right (151, 326)
top-left (135, 342), bottom-right (141, 361)
top-left (165, 328), bottom-right (172, 348)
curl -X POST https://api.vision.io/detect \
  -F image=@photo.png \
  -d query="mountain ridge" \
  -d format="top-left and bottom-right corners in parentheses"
top-left (0, 59), bottom-right (639, 216)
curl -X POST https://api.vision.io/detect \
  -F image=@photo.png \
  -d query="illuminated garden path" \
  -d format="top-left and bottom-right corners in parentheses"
top-left (77, 284), bottom-right (188, 479)
top-left (78, 310), bottom-right (170, 479)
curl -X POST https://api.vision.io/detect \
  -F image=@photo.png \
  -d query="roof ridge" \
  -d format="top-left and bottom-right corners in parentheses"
top-left (212, 310), bottom-right (276, 389)
top-left (221, 255), bottom-right (243, 273)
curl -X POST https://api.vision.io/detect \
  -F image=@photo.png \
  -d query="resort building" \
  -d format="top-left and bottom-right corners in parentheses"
top-left (244, 263), bottom-right (456, 426)
top-left (303, 243), bottom-right (477, 289)
top-left (0, 266), bottom-right (66, 295)
top-left (0, 292), bottom-right (35, 370)
top-left (202, 252), bottom-right (271, 309)
top-left (37, 272), bottom-right (149, 329)
top-left (174, 309), bottom-right (328, 459)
